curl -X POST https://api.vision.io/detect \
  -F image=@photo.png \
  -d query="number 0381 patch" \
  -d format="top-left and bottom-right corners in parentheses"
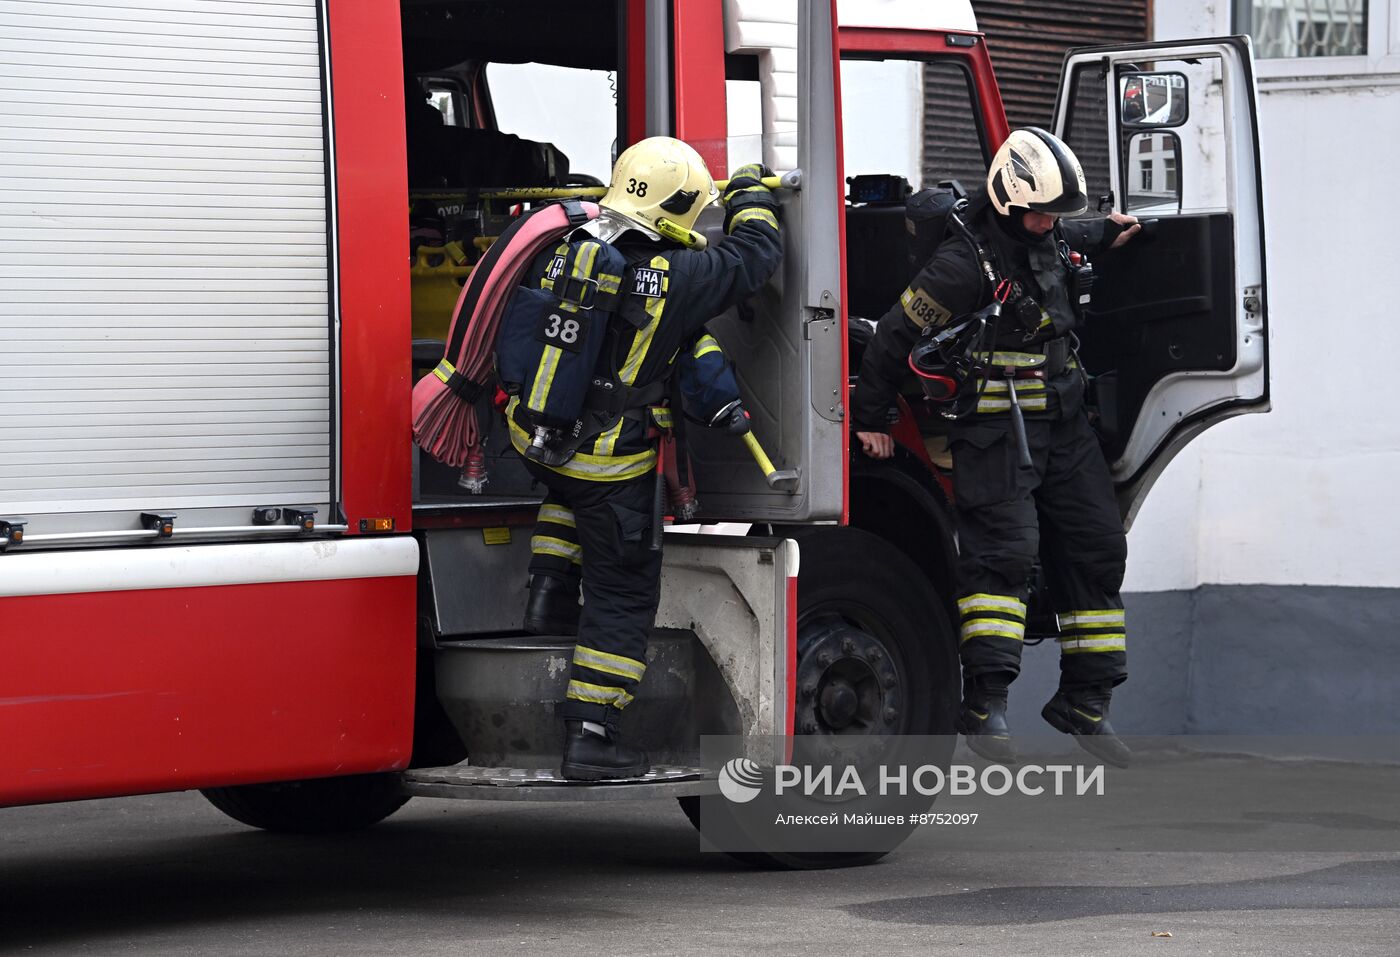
top-left (900, 286), bottom-right (952, 328)
top-left (536, 311), bottom-right (585, 353)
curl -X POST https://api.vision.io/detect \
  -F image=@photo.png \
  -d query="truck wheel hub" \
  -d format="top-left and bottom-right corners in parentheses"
top-left (796, 617), bottom-right (902, 734)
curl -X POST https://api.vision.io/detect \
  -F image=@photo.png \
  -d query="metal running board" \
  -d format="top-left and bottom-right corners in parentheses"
top-left (400, 764), bottom-right (716, 802)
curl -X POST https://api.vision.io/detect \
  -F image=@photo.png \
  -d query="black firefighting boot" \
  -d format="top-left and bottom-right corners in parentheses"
top-left (955, 672), bottom-right (1018, 764)
top-left (1042, 688), bottom-right (1132, 768)
top-left (560, 717), bottom-right (650, 781)
top-left (523, 574), bottom-right (580, 636)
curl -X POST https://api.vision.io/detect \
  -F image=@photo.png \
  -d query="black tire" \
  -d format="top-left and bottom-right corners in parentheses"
top-left (200, 773), bottom-right (409, 834)
top-left (681, 527), bottom-right (959, 869)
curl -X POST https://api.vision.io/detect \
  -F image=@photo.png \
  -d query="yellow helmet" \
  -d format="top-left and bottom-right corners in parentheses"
top-left (600, 136), bottom-right (718, 243)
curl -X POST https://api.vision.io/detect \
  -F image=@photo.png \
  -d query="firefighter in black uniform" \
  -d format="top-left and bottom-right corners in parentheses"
top-left (523, 327), bottom-right (751, 636)
top-left (850, 128), bottom-right (1140, 767)
top-left (503, 137), bottom-right (782, 780)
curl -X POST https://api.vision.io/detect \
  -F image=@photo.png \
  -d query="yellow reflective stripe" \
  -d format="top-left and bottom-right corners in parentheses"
top-left (617, 255), bottom-right (669, 386)
top-left (531, 535), bottom-right (582, 564)
top-left (976, 396), bottom-right (1048, 413)
top-left (727, 207), bottom-right (778, 232)
top-left (593, 419), bottom-right (625, 457)
top-left (1058, 635), bottom-right (1127, 653)
top-left (574, 240), bottom-right (599, 283)
top-left (506, 403), bottom-right (656, 481)
top-left (527, 345), bottom-right (563, 413)
top-left (982, 379), bottom-right (1046, 394)
top-left (573, 647), bottom-right (646, 681)
top-left (1059, 610), bottom-right (1127, 628)
top-left (431, 358), bottom-right (457, 384)
top-left (539, 242), bottom-right (570, 291)
top-left (650, 406), bottom-right (674, 429)
top-left (566, 679), bottom-right (634, 709)
top-left (960, 618), bottom-right (1026, 642)
top-left (692, 334), bottom-right (722, 359)
top-left (537, 505), bottom-right (576, 528)
top-left (958, 593), bottom-right (1027, 619)
top-left (722, 183), bottom-right (770, 200)
top-left (973, 351), bottom-right (1047, 368)
top-left (597, 273), bottom-right (622, 294)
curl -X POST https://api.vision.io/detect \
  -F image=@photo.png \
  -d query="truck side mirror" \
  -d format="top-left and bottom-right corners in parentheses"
top-left (1118, 72), bottom-right (1188, 129)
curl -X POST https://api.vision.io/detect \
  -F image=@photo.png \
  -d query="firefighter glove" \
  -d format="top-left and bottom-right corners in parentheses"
top-left (722, 163), bottom-right (780, 233)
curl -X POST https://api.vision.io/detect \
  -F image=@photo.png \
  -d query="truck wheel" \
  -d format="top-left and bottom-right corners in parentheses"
top-left (200, 773), bottom-right (409, 833)
top-left (681, 526), bottom-right (959, 869)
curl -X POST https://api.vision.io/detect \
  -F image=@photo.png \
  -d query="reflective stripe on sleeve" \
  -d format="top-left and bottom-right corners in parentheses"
top-left (692, 334), bottom-right (722, 359)
top-left (727, 207), bottom-right (778, 232)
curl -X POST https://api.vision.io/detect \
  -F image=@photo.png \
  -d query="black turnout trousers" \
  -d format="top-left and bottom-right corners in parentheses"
top-left (950, 384), bottom-right (1129, 693)
top-left (523, 459), bottom-right (661, 724)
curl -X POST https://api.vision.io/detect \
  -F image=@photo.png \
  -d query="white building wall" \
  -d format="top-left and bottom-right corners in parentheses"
top-left (1123, 2), bottom-right (1400, 591)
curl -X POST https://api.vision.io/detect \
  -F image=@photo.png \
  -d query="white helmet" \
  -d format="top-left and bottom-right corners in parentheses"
top-left (986, 127), bottom-right (1088, 217)
top-left (600, 136), bottom-right (718, 240)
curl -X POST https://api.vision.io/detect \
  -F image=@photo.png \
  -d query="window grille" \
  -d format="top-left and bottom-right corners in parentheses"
top-left (1237, 0), bottom-right (1367, 57)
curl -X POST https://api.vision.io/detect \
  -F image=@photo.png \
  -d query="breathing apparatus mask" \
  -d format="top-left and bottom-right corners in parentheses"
top-left (907, 299), bottom-right (1001, 420)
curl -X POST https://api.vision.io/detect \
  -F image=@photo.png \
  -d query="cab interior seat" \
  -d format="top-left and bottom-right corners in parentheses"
top-left (844, 200), bottom-right (913, 327)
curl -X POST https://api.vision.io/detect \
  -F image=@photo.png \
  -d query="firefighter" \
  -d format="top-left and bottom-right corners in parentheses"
top-left (523, 327), bottom-right (751, 636)
top-left (850, 128), bottom-right (1140, 768)
top-left (503, 137), bottom-right (782, 780)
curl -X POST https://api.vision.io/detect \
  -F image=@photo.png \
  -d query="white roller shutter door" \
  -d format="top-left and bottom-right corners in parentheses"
top-left (0, 0), bottom-right (335, 540)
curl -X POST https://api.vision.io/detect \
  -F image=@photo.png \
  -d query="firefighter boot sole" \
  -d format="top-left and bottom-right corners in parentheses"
top-left (1041, 696), bottom-right (1132, 769)
top-left (558, 761), bottom-right (651, 782)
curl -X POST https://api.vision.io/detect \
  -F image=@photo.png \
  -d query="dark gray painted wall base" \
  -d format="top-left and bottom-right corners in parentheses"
top-left (1001, 585), bottom-right (1400, 735)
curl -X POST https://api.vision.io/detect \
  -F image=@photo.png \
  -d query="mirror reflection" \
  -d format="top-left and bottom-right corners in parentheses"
top-left (1119, 72), bottom-right (1188, 128)
top-left (1124, 131), bottom-right (1182, 214)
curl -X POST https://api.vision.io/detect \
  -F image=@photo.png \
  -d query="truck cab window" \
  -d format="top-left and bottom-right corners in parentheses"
top-left (486, 63), bottom-right (618, 185)
top-left (840, 55), bottom-right (987, 323)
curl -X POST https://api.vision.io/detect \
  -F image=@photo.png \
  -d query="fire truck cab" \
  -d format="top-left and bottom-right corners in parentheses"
top-left (0, 0), bottom-right (1267, 867)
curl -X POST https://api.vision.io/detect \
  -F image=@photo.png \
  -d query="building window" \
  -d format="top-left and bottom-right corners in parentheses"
top-left (1236, 0), bottom-right (1367, 58)
top-left (1164, 156), bottom-right (1178, 193)
top-left (1139, 159), bottom-right (1153, 192)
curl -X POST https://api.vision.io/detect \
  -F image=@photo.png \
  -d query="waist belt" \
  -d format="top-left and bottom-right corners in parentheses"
top-left (975, 337), bottom-right (1075, 379)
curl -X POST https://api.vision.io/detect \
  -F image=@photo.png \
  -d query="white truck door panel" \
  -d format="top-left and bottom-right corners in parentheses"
top-left (1053, 37), bottom-right (1269, 524)
top-left (682, 0), bottom-right (845, 524)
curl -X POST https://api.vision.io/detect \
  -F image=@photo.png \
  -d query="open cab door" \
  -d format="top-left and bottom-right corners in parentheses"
top-left (1052, 37), bottom-right (1269, 524)
top-left (675, 0), bottom-right (846, 524)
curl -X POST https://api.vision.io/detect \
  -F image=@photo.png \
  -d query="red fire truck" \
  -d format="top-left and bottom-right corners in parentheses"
top-left (0, 0), bottom-right (1267, 866)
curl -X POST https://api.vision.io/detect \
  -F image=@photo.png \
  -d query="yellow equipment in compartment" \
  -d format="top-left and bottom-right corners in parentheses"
top-left (409, 237), bottom-right (494, 341)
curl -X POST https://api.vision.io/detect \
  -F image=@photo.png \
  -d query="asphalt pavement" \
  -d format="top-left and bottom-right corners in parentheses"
top-left (3, 757), bottom-right (1400, 957)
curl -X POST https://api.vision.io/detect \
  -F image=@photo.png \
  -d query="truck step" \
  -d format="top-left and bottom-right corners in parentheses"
top-left (400, 763), bottom-right (715, 802)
